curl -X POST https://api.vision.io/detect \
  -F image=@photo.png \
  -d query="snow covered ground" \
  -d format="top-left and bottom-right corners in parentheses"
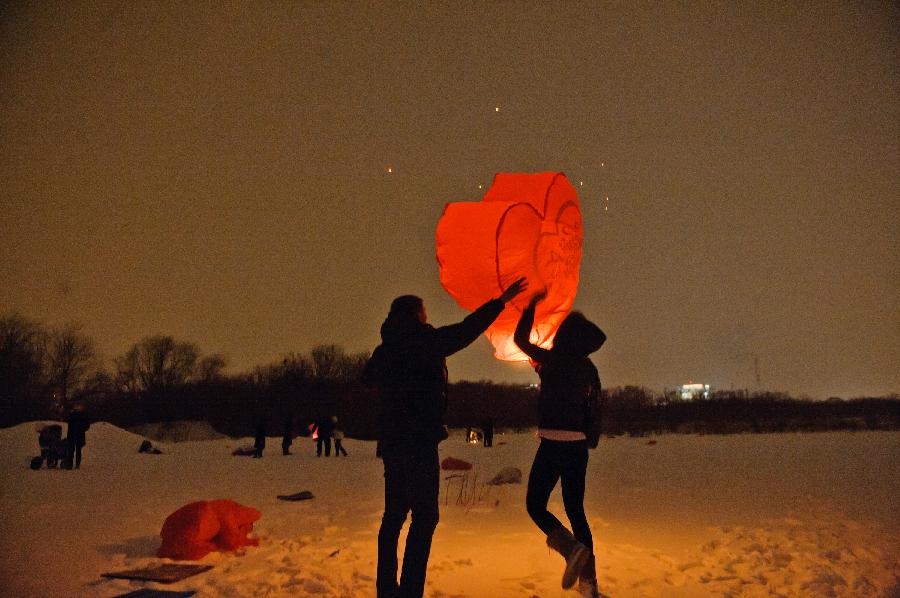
top-left (1, 422), bottom-right (897, 597)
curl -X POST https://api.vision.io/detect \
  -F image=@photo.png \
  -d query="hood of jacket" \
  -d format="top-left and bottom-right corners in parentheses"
top-left (552, 313), bottom-right (605, 357)
top-left (380, 314), bottom-right (433, 346)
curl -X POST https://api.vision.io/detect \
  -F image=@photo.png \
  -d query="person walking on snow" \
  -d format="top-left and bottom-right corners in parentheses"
top-left (514, 290), bottom-right (606, 598)
top-left (363, 277), bottom-right (527, 598)
top-left (332, 417), bottom-right (349, 456)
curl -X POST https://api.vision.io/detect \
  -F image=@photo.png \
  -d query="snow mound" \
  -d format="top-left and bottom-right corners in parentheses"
top-left (126, 421), bottom-right (227, 443)
top-left (3, 420), bottom-right (150, 451)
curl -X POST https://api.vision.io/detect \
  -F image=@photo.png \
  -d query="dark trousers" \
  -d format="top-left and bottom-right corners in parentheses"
top-left (377, 443), bottom-right (440, 598)
top-left (73, 442), bottom-right (83, 469)
top-left (254, 434), bottom-right (265, 458)
top-left (334, 439), bottom-right (348, 456)
top-left (526, 439), bottom-right (593, 553)
top-left (316, 436), bottom-right (332, 456)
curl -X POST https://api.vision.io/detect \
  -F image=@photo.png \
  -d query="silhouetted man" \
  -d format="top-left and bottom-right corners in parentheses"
top-left (253, 415), bottom-right (266, 458)
top-left (363, 278), bottom-right (526, 598)
top-left (316, 415), bottom-right (334, 457)
top-left (66, 405), bottom-right (90, 469)
top-left (483, 420), bottom-right (494, 448)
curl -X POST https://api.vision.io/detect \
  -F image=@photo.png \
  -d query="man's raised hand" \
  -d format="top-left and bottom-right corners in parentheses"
top-left (499, 277), bottom-right (528, 303)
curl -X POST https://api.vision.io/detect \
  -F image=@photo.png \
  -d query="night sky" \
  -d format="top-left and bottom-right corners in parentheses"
top-left (1, 2), bottom-right (897, 398)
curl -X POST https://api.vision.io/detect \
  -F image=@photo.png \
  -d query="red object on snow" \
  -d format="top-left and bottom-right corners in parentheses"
top-left (441, 457), bottom-right (473, 471)
top-left (436, 172), bottom-right (583, 361)
top-left (157, 499), bottom-right (261, 560)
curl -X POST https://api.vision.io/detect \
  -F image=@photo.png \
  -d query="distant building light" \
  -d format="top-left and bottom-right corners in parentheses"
top-left (675, 383), bottom-right (711, 400)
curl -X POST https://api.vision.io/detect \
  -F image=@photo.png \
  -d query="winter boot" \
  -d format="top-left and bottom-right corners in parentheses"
top-left (546, 527), bottom-right (590, 590)
top-left (578, 555), bottom-right (600, 598)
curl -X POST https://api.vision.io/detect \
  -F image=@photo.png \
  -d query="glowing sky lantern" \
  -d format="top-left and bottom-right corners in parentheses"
top-left (436, 172), bottom-right (583, 361)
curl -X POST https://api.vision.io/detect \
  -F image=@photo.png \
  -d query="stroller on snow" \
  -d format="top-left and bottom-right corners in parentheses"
top-left (30, 424), bottom-right (72, 470)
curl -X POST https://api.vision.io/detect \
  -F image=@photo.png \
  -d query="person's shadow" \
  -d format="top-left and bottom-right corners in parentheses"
top-left (97, 535), bottom-right (160, 559)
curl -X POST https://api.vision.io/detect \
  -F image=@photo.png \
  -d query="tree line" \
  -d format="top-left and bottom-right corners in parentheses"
top-left (2, 311), bottom-right (898, 436)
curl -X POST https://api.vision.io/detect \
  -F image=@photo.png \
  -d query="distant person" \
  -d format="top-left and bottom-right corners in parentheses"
top-left (332, 417), bottom-right (348, 457)
top-left (482, 420), bottom-right (494, 448)
top-left (253, 415), bottom-right (266, 458)
top-left (363, 277), bottom-right (526, 598)
top-left (33, 423), bottom-right (64, 469)
top-left (138, 439), bottom-right (163, 454)
top-left (66, 405), bottom-right (91, 469)
top-left (514, 291), bottom-right (605, 597)
top-left (282, 412), bottom-right (294, 456)
top-left (315, 416), bottom-right (334, 457)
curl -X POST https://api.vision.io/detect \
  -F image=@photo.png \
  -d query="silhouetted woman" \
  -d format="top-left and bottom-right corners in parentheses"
top-left (514, 291), bottom-right (605, 597)
top-left (364, 277), bottom-right (526, 598)
top-left (332, 416), bottom-right (348, 456)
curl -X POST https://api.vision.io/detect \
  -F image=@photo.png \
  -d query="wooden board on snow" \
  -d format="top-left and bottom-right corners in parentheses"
top-left (102, 563), bottom-right (212, 584)
top-left (277, 490), bottom-right (314, 501)
top-left (114, 590), bottom-right (197, 597)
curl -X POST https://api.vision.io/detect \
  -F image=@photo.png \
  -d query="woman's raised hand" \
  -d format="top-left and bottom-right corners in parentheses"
top-left (528, 289), bottom-right (547, 308)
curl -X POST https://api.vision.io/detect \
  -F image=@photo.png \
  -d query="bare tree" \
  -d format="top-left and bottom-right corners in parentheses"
top-left (310, 344), bottom-right (368, 383)
top-left (47, 323), bottom-right (96, 409)
top-left (198, 353), bottom-right (227, 382)
top-left (114, 345), bottom-right (142, 392)
top-left (311, 344), bottom-right (343, 380)
top-left (0, 312), bottom-right (47, 423)
top-left (115, 335), bottom-right (199, 392)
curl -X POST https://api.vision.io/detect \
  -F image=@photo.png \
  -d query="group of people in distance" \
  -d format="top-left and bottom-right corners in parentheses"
top-left (253, 414), bottom-right (349, 458)
top-left (311, 415), bottom-right (349, 457)
top-left (32, 404), bottom-right (91, 470)
top-left (363, 277), bottom-right (606, 598)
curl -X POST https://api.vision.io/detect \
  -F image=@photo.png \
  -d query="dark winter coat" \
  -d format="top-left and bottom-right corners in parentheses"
top-left (315, 417), bottom-right (334, 438)
top-left (514, 304), bottom-right (605, 436)
top-left (66, 411), bottom-right (90, 447)
top-left (254, 416), bottom-right (267, 450)
top-left (39, 424), bottom-right (63, 448)
top-left (363, 299), bottom-right (505, 448)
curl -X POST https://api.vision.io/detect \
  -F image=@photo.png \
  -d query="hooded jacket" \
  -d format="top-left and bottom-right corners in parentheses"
top-left (514, 304), bottom-right (605, 434)
top-left (363, 299), bottom-right (505, 448)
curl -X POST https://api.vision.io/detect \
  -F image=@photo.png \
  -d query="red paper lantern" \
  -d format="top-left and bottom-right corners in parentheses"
top-left (436, 172), bottom-right (583, 361)
top-left (157, 499), bottom-right (261, 560)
